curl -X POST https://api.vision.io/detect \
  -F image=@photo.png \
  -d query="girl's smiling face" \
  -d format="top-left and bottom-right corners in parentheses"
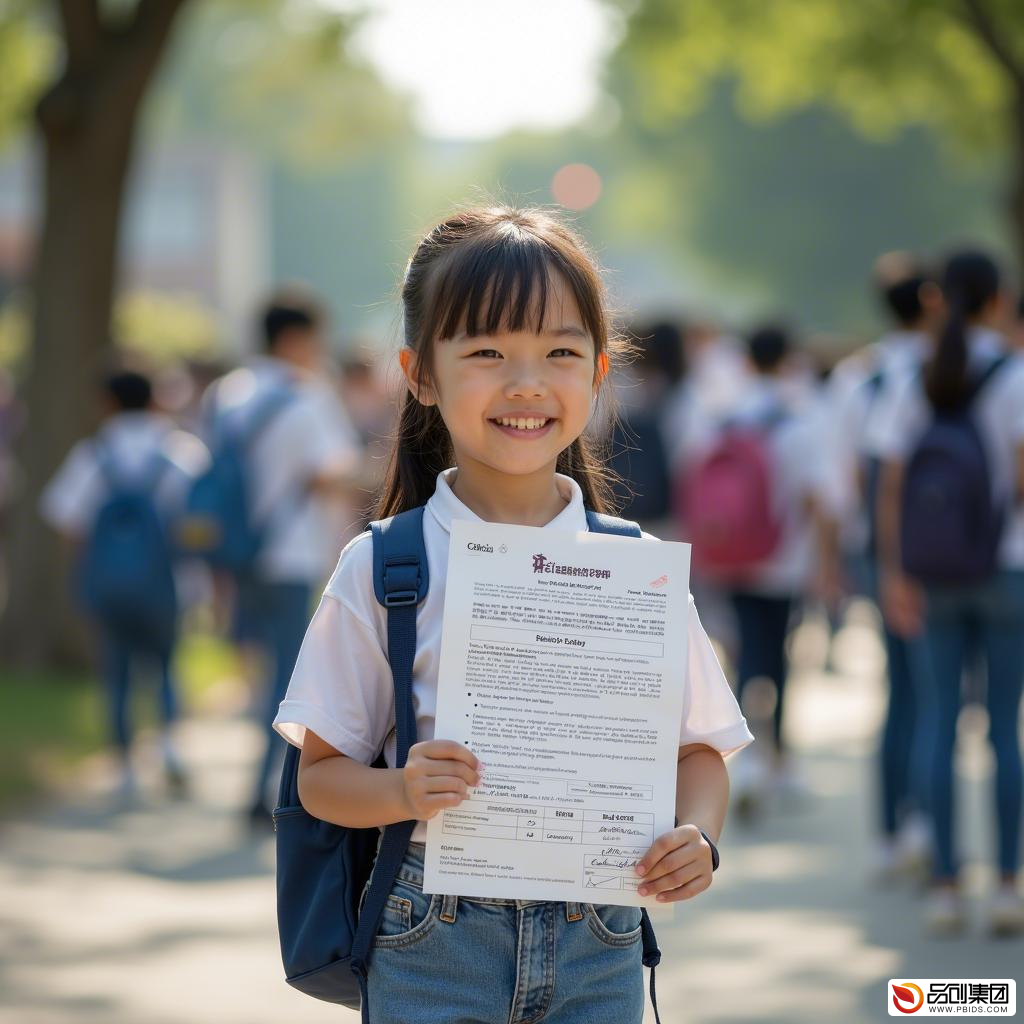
top-left (401, 271), bottom-right (607, 483)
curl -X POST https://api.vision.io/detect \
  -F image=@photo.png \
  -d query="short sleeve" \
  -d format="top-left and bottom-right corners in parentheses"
top-left (291, 388), bottom-right (362, 477)
top-left (39, 441), bottom-right (102, 536)
top-left (863, 372), bottom-right (926, 461)
top-left (273, 538), bottom-right (393, 762)
top-left (679, 597), bottom-right (753, 757)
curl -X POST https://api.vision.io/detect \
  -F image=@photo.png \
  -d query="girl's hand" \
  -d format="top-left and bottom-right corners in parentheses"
top-left (401, 740), bottom-right (481, 820)
top-left (635, 824), bottom-right (714, 903)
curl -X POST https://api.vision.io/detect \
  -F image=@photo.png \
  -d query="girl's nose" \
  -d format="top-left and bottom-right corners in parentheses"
top-left (504, 369), bottom-right (548, 399)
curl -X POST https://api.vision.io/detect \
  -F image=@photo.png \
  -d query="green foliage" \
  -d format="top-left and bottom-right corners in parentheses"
top-left (149, 0), bottom-right (410, 168)
top-left (0, 2), bottom-right (56, 150)
top-left (0, 1), bottom-right (410, 165)
top-left (115, 289), bottom-right (222, 364)
top-left (614, 0), bottom-right (1022, 151)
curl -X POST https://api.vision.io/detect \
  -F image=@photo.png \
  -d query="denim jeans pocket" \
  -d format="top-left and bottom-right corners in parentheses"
top-left (584, 904), bottom-right (643, 946)
top-left (372, 880), bottom-right (439, 949)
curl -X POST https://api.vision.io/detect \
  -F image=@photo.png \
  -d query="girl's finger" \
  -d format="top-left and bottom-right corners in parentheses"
top-left (636, 846), bottom-right (699, 888)
top-left (420, 760), bottom-right (480, 786)
top-left (419, 791), bottom-right (467, 815)
top-left (654, 873), bottom-right (711, 903)
top-left (638, 862), bottom-right (703, 898)
top-left (422, 740), bottom-right (481, 770)
top-left (423, 775), bottom-right (472, 796)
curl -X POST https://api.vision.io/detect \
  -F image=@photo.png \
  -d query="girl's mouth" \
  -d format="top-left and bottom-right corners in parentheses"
top-left (489, 416), bottom-right (556, 438)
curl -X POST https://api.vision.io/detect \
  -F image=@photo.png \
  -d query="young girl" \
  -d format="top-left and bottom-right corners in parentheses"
top-left (273, 206), bottom-right (753, 1022)
top-left (874, 249), bottom-right (1024, 936)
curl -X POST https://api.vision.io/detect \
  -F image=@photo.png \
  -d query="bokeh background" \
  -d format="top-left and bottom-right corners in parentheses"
top-left (1, 2), bottom-right (1023, 1022)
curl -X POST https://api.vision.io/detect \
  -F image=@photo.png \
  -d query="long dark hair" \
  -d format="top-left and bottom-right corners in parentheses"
top-left (374, 206), bottom-right (628, 519)
top-left (925, 249), bottom-right (1000, 413)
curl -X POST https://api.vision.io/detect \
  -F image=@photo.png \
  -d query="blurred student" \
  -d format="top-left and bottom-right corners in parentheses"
top-left (873, 249), bottom-right (1024, 936)
top-left (827, 255), bottom-right (937, 878)
top-left (199, 290), bottom-right (363, 827)
top-left (608, 321), bottom-right (683, 533)
top-left (684, 326), bottom-right (837, 814)
top-left (41, 369), bottom-right (208, 799)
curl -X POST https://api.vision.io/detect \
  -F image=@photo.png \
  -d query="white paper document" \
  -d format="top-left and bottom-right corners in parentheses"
top-left (423, 519), bottom-right (691, 907)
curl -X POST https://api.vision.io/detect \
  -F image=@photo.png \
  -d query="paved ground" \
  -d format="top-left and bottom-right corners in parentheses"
top-left (1, 607), bottom-right (1021, 1023)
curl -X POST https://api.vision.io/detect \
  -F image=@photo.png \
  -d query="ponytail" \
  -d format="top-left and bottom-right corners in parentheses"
top-left (925, 249), bottom-right (1000, 413)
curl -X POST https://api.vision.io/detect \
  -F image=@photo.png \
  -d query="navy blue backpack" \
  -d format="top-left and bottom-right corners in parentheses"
top-left (274, 507), bottom-right (663, 1023)
top-left (179, 388), bottom-right (295, 574)
top-left (76, 443), bottom-right (177, 644)
top-left (900, 355), bottom-right (1008, 586)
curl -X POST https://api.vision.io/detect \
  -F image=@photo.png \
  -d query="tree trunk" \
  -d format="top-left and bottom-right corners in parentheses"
top-left (0, 0), bottom-right (189, 669)
top-left (1010, 94), bottom-right (1024, 272)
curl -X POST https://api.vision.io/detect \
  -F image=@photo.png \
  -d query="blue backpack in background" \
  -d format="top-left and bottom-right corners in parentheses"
top-left (179, 388), bottom-right (295, 574)
top-left (900, 355), bottom-right (1009, 586)
top-left (273, 507), bottom-right (663, 1024)
top-left (76, 444), bottom-right (177, 642)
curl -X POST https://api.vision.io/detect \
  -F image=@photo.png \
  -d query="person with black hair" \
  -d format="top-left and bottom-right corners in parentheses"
top-left (41, 369), bottom-right (209, 801)
top-left (202, 287), bottom-right (363, 828)
top-left (873, 248), bottom-right (1024, 936)
top-left (693, 324), bottom-right (835, 816)
top-left (825, 253), bottom-right (938, 882)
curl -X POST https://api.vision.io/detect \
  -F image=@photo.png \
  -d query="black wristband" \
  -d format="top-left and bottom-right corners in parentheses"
top-left (675, 818), bottom-right (720, 872)
top-left (698, 828), bottom-right (720, 872)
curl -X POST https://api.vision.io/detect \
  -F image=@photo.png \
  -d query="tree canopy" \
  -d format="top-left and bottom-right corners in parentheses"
top-left (613, 0), bottom-right (1021, 152)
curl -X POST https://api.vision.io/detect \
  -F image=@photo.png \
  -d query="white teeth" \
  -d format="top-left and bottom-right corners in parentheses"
top-left (496, 417), bottom-right (547, 430)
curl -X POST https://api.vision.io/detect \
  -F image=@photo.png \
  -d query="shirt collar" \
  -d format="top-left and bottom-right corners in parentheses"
top-left (99, 410), bottom-right (168, 439)
top-left (426, 468), bottom-right (588, 535)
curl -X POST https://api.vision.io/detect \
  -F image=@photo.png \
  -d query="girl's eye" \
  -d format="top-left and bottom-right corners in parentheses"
top-left (549, 348), bottom-right (583, 358)
top-left (468, 349), bottom-right (502, 358)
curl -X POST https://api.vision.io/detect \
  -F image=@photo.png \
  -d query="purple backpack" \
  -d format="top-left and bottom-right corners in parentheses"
top-left (900, 355), bottom-right (1008, 586)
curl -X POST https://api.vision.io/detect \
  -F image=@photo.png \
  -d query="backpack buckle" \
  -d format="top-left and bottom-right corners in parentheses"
top-left (382, 560), bottom-right (422, 607)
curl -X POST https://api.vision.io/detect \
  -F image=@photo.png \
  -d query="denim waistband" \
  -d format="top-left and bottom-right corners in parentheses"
top-left (393, 842), bottom-right (586, 916)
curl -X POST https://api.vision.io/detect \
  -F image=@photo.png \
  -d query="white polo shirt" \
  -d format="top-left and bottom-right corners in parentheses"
top-left (824, 331), bottom-right (930, 553)
top-left (867, 328), bottom-right (1024, 570)
top-left (274, 469), bottom-right (753, 842)
top-left (40, 411), bottom-right (208, 536)
top-left (205, 357), bottom-right (362, 584)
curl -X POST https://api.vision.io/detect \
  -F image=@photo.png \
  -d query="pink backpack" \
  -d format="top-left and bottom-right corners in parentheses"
top-left (678, 420), bottom-right (784, 581)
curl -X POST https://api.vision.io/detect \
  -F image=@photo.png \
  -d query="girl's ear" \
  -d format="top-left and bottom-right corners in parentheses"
top-left (399, 347), bottom-right (437, 406)
top-left (594, 351), bottom-right (609, 390)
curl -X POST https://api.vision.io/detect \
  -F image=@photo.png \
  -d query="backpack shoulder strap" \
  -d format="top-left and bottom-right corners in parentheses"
top-left (92, 439), bottom-right (120, 492)
top-left (968, 352), bottom-right (1010, 402)
top-left (585, 507), bottom-right (661, 1020)
top-left (585, 510), bottom-right (642, 538)
top-left (243, 386), bottom-right (297, 448)
top-left (351, 506), bottom-right (428, 991)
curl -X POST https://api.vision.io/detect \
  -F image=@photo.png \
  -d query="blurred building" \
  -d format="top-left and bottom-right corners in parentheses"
top-left (0, 143), bottom-right (269, 350)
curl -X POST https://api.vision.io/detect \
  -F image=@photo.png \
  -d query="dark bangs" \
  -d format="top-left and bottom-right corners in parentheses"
top-left (413, 222), bottom-right (607, 355)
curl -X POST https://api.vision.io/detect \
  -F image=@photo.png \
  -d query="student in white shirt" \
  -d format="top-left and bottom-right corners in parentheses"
top-left (873, 249), bottom-right (1024, 936)
top-left (204, 290), bottom-right (363, 826)
top-left (825, 256), bottom-right (937, 878)
top-left (272, 206), bottom-right (752, 1023)
top-left (699, 326), bottom-right (835, 807)
top-left (41, 370), bottom-right (208, 798)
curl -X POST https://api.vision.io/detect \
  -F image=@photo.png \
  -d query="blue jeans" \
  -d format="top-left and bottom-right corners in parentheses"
top-left (922, 570), bottom-right (1024, 880)
top-left (365, 843), bottom-right (645, 1024)
top-left (99, 622), bottom-right (178, 752)
top-left (729, 591), bottom-right (793, 755)
top-left (858, 556), bottom-right (933, 837)
top-left (238, 578), bottom-right (312, 807)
